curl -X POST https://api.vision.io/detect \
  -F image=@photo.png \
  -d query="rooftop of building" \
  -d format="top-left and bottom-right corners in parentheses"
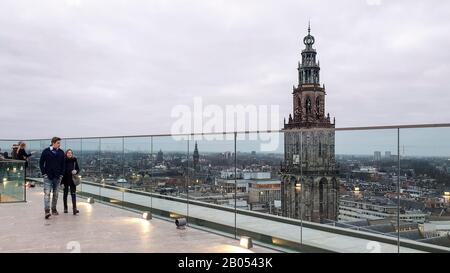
top-left (0, 187), bottom-right (276, 253)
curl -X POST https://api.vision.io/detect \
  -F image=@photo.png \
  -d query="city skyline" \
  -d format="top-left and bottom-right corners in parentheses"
top-left (3, 126), bottom-right (450, 157)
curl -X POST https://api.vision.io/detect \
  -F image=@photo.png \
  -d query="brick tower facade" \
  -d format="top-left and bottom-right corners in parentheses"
top-left (281, 24), bottom-right (339, 223)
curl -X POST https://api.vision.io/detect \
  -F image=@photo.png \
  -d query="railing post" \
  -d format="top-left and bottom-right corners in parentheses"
top-left (300, 131), bottom-right (303, 246)
top-left (122, 136), bottom-right (125, 188)
top-left (23, 161), bottom-right (27, 202)
top-left (397, 127), bottom-right (401, 253)
top-left (80, 137), bottom-right (83, 195)
top-left (186, 136), bottom-right (190, 226)
top-left (150, 136), bottom-right (153, 215)
top-left (98, 138), bottom-right (101, 183)
top-left (234, 132), bottom-right (237, 240)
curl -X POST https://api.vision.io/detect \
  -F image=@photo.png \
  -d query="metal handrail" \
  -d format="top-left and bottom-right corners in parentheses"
top-left (1, 122), bottom-right (450, 141)
top-left (0, 159), bottom-right (26, 163)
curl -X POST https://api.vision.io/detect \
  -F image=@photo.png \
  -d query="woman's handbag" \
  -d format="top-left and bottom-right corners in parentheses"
top-left (73, 173), bottom-right (81, 186)
top-left (72, 163), bottom-right (81, 186)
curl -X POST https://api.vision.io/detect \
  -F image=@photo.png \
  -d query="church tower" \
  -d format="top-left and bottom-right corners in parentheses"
top-left (281, 24), bottom-right (339, 223)
top-left (193, 142), bottom-right (199, 171)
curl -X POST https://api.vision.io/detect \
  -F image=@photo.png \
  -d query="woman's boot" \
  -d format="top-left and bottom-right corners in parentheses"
top-left (72, 193), bottom-right (79, 215)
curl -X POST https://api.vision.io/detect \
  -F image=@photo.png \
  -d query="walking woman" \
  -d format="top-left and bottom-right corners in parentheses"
top-left (61, 149), bottom-right (80, 215)
top-left (16, 142), bottom-right (34, 176)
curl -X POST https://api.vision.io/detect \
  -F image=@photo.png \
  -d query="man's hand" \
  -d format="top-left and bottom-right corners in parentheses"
top-left (43, 174), bottom-right (48, 179)
top-left (59, 175), bottom-right (63, 181)
top-left (71, 170), bottom-right (77, 175)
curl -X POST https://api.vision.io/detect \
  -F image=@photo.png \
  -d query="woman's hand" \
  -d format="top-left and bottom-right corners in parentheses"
top-left (72, 170), bottom-right (77, 175)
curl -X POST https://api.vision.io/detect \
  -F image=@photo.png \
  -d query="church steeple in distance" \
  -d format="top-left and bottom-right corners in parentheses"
top-left (193, 141), bottom-right (199, 170)
top-left (285, 23), bottom-right (335, 129)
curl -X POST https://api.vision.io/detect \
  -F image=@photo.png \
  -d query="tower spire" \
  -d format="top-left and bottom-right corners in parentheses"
top-left (308, 20), bottom-right (311, 35)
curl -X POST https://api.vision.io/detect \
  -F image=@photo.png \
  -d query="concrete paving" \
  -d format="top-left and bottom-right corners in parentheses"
top-left (0, 186), bottom-right (277, 253)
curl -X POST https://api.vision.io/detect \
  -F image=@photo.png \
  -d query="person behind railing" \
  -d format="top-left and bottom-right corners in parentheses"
top-left (40, 137), bottom-right (65, 219)
top-left (16, 142), bottom-right (35, 175)
top-left (61, 149), bottom-right (80, 215)
top-left (11, 143), bottom-right (19, 159)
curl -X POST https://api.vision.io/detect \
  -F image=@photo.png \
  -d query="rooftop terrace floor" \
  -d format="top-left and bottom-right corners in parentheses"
top-left (0, 187), bottom-right (277, 253)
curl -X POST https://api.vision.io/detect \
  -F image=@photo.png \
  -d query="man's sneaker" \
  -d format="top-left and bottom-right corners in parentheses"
top-left (73, 209), bottom-right (79, 215)
top-left (51, 209), bottom-right (59, 216)
top-left (45, 210), bottom-right (51, 219)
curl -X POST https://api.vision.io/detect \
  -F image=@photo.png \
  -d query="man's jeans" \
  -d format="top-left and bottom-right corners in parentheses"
top-left (44, 177), bottom-right (60, 211)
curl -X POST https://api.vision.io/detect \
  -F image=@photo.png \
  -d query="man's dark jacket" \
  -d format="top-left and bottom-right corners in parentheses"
top-left (39, 147), bottom-right (65, 180)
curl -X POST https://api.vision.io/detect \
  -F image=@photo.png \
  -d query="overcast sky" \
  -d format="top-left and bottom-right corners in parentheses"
top-left (1, 0), bottom-right (450, 139)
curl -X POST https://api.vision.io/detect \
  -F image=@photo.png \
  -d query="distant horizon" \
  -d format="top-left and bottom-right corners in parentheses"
top-left (2, 126), bottom-right (450, 157)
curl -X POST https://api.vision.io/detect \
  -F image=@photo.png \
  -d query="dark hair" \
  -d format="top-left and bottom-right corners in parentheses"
top-left (65, 149), bottom-right (74, 157)
top-left (51, 137), bottom-right (61, 144)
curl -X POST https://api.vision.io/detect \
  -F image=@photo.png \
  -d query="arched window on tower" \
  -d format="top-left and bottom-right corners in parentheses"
top-left (306, 97), bottom-right (312, 114)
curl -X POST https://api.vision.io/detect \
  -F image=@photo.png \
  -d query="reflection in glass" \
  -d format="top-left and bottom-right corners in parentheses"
top-left (80, 138), bottom-right (101, 183)
top-left (100, 137), bottom-right (125, 187)
top-left (151, 135), bottom-right (189, 220)
top-left (235, 132), bottom-right (302, 250)
top-left (123, 137), bottom-right (151, 191)
top-left (399, 127), bottom-right (450, 250)
top-left (0, 160), bottom-right (26, 202)
top-left (334, 129), bottom-right (400, 251)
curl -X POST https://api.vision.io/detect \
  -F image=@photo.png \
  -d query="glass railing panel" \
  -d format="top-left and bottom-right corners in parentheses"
top-left (63, 138), bottom-right (83, 160)
top-left (61, 139), bottom-right (67, 151)
top-left (0, 140), bottom-right (17, 160)
top-left (122, 136), bottom-right (153, 212)
top-left (150, 135), bottom-right (189, 220)
top-left (0, 160), bottom-right (26, 202)
top-left (185, 132), bottom-right (236, 235)
top-left (235, 131), bottom-right (300, 250)
top-left (99, 137), bottom-right (124, 186)
top-left (333, 128), bottom-right (399, 252)
top-left (97, 137), bottom-right (124, 205)
top-left (399, 127), bottom-right (450, 252)
top-left (123, 136), bottom-right (152, 191)
top-left (79, 138), bottom-right (101, 184)
top-left (27, 140), bottom-right (42, 178)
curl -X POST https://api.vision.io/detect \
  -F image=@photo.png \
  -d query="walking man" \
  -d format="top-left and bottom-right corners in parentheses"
top-left (40, 137), bottom-right (65, 219)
